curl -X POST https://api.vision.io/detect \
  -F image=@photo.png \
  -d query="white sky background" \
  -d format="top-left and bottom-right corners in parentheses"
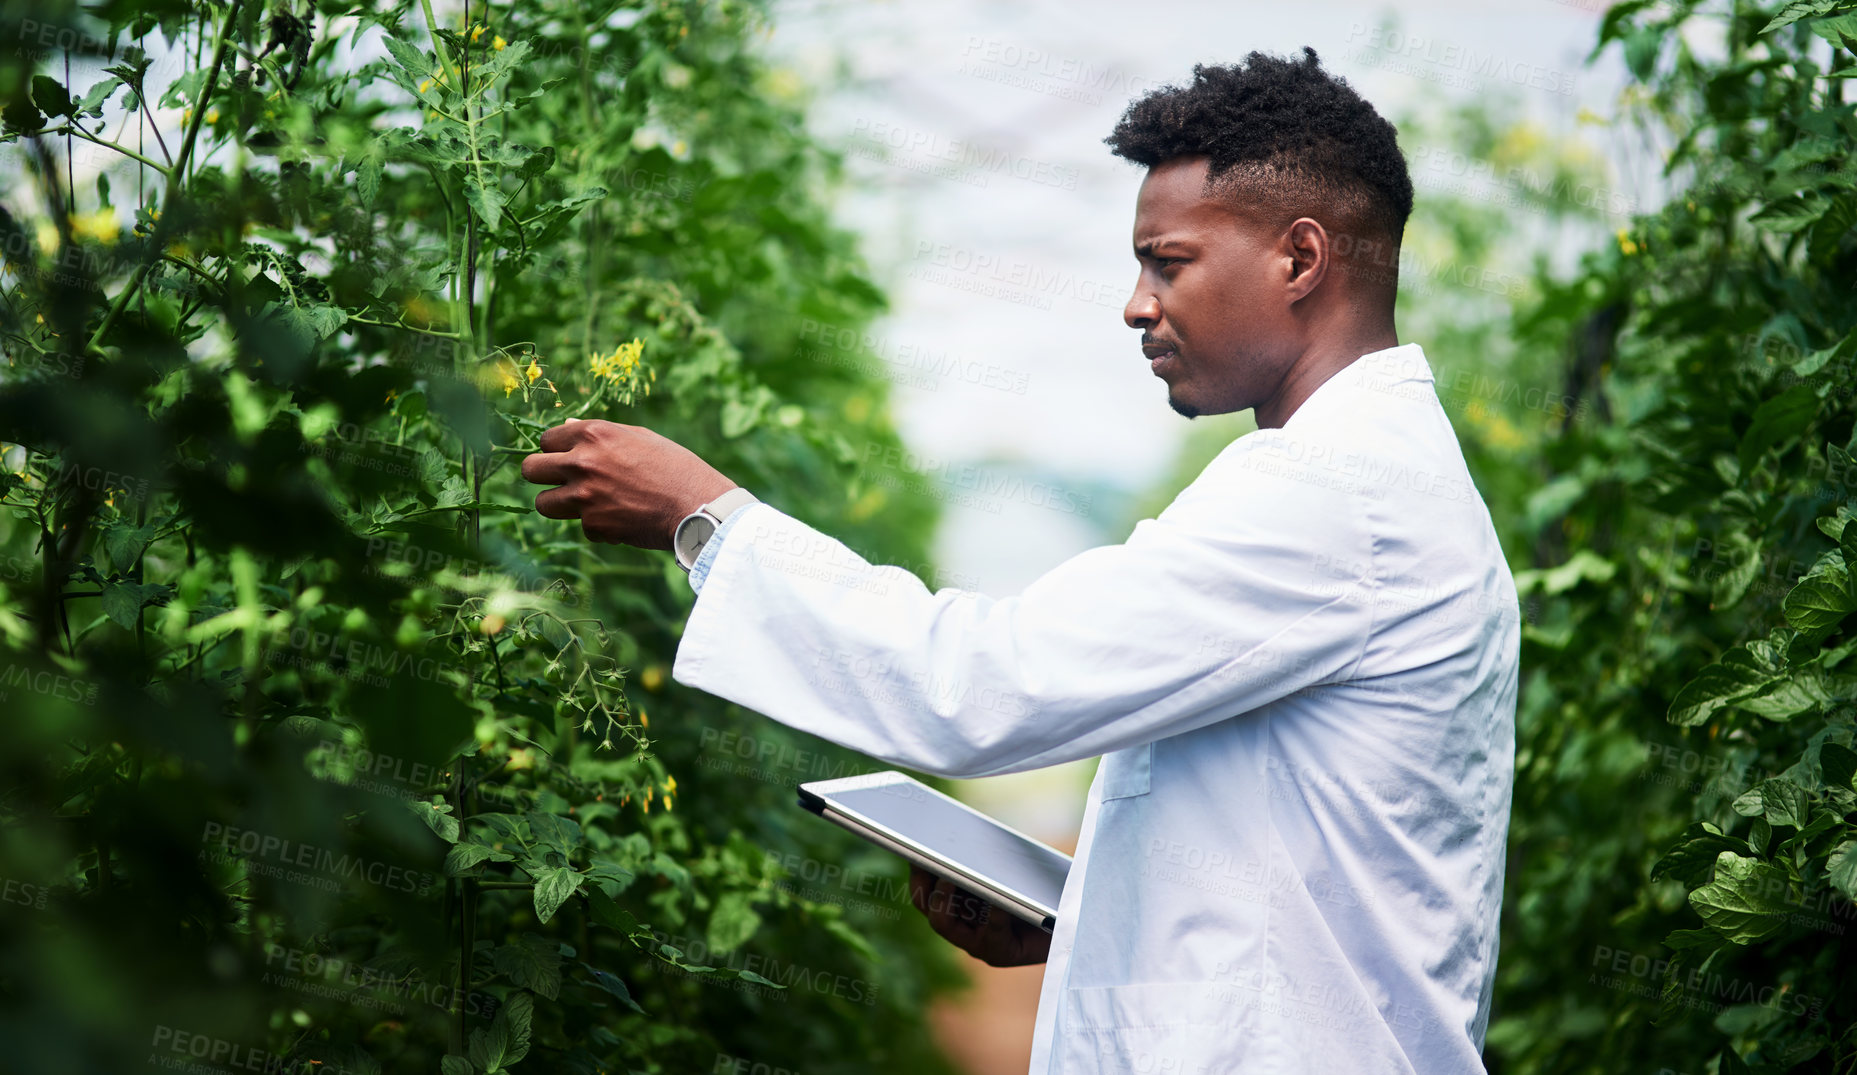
top-left (760, 0), bottom-right (1639, 836)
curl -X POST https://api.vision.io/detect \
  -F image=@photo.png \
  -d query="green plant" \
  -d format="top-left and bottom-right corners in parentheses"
top-left (1468, 2), bottom-right (1857, 1071)
top-left (0, 0), bottom-right (961, 1071)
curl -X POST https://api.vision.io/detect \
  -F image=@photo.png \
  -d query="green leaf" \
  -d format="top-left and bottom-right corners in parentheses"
top-left (101, 581), bottom-right (170, 630)
top-left (531, 865), bottom-right (582, 924)
top-left (466, 1021), bottom-right (506, 1073)
top-left (444, 842), bottom-right (497, 875)
top-left (1764, 0), bottom-right (1844, 33)
top-left (1739, 383), bottom-right (1821, 471)
top-left (1653, 823), bottom-right (1750, 886)
top-left (495, 991), bottom-right (532, 1066)
top-left (1732, 778), bottom-right (1811, 828)
top-left (1783, 551), bottom-right (1855, 639)
top-left (31, 76), bottom-right (73, 119)
top-left (1668, 646), bottom-right (1783, 726)
top-left (1816, 505), bottom-right (1855, 542)
top-left (103, 522), bottom-right (156, 573)
top-left (1827, 841), bottom-right (1857, 901)
top-left (706, 890), bottom-right (762, 955)
top-left (1719, 1045), bottom-right (1757, 1075)
top-left (440, 1057), bottom-right (475, 1075)
top-left (464, 174), bottom-right (504, 231)
top-left (381, 35), bottom-right (432, 84)
top-left (420, 801), bottom-right (460, 843)
top-left (1808, 12), bottom-right (1857, 45)
top-left (526, 810), bottom-right (583, 855)
top-left (358, 153), bottom-right (383, 209)
top-left (74, 76), bottom-right (122, 119)
top-left (586, 860), bottom-right (635, 898)
top-left (2, 96), bottom-right (46, 136)
top-left (493, 934), bottom-right (562, 1000)
top-left (583, 964), bottom-right (646, 1014)
top-left (1820, 742), bottom-right (1857, 790)
top-left (1689, 852), bottom-right (1794, 944)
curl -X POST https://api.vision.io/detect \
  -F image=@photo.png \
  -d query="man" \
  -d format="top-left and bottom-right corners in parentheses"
top-left (523, 48), bottom-right (1518, 1075)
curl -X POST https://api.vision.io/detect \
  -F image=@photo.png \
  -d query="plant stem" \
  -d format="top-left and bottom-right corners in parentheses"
top-left (85, 0), bottom-right (242, 355)
top-left (50, 124), bottom-right (171, 175)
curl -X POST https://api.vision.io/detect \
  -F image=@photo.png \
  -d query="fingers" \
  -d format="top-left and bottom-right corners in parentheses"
top-left (533, 486), bottom-right (581, 520)
top-left (908, 865), bottom-right (934, 915)
top-left (538, 419), bottom-right (602, 453)
top-left (519, 452), bottom-right (573, 486)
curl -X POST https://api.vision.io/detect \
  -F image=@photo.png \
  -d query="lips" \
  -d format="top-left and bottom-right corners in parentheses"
top-left (1143, 344), bottom-right (1177, 375)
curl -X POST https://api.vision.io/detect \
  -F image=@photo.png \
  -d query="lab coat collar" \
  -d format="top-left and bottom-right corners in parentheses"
top-left (1283, 342), bottom-right (1434, 432)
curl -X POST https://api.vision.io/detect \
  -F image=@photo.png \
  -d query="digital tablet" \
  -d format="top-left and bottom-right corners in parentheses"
top-left (797, 771), bottom-right (1072, 932)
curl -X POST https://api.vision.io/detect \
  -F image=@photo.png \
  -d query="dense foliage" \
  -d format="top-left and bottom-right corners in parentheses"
top-left (0, 0), bottom-right (963, 1072)
top-left (1485, 2), bottom-right (1857, 1072)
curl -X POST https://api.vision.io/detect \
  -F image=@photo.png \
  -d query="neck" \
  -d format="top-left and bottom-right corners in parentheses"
top-left (1254, 318), bottom-right (1399, 430)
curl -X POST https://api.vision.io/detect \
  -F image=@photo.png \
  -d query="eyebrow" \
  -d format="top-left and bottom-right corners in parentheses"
top-left (1134, 238), bottom-right (1193, 258)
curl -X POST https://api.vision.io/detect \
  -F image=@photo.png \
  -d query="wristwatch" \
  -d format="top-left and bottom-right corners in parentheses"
top-left (672, 487), bottom-right (759, 573)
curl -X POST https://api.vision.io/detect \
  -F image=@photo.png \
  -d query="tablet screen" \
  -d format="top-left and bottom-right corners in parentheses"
top-left (818, 779), bottom-right (1071, 914)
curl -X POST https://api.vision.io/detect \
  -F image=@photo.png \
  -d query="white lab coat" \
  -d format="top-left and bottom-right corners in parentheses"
top-left (673, 343), bottom-right (1519, 1074)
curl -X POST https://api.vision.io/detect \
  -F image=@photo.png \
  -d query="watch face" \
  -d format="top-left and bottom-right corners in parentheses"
top-left (674, 513), bottom-right (718, 568)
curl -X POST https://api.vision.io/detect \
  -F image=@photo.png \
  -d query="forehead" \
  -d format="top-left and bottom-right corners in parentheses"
top-left (1132, 157), bottom-right (1246, 245)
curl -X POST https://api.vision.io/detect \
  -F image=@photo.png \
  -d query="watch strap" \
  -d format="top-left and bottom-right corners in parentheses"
top-left (701, 486), bottom-right (759, 524)
top-left (676, 487), bottom-right (758, 573)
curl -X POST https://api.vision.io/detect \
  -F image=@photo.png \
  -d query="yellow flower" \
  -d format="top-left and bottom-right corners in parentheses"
top-left (666, 774), bottom-right (677, 794)
top-left (526, 360), bottom-right (541, 383)
top-left (638, 708), bottom-right (649, 728)
top-left (69, 209), bottom-right (119, 245)
top-left (1615, 228), bottom-right (1639, 257)
top-left (589, 338), bottom-right (646, 384)
top-left (205, 107), bottom-right (219, 124)
top-left (470, 24), bottom-right (486, 42)
top-left (419, 78), bottom-right (433, 93)
top-left (493, 35), bottom-right (507, 50)
top-left (494, 359), bottom-right (521, 397)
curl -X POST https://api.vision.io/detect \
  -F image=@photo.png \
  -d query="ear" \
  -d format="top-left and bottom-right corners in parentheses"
top-left (1282, 218), bottom-right (1328, 301)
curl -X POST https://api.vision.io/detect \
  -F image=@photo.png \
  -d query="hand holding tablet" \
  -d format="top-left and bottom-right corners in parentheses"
top-left (905, 863), bottom-right (1054, 967)
top-left (796, 771), bottom-right (1073, 959)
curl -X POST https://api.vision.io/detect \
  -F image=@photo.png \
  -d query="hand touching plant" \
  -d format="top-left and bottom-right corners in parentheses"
top-left (521, 419), bottom-right (739, 548)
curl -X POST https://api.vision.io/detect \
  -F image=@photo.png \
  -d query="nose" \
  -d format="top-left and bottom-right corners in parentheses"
top-left (1124, 284), bottom-right (1159, 330)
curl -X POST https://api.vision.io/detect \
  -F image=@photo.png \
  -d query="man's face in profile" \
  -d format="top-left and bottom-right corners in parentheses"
top-left (1124, 156), bottom-right (1298, 421)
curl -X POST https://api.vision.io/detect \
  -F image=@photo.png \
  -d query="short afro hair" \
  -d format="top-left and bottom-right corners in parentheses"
top-left (1105, 48), bottom-right (1413, 247)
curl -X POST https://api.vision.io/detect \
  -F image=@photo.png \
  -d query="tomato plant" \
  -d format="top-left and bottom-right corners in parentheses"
top-left (0, 0), bottom-right (960, 1072)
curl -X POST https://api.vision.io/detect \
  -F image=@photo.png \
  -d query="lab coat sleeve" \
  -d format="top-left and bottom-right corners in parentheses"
top-left (671, 433), bottom-right (1378, 779)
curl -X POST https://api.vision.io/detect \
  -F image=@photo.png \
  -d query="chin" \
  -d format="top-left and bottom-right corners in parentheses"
top-left (1166, 392), bottom-right (1200, 420)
